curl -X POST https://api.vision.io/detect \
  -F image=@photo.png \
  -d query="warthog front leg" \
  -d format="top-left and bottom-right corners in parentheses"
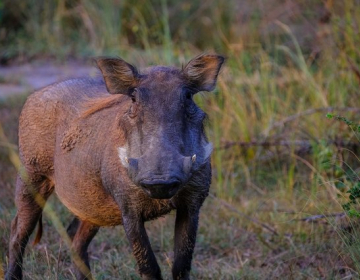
top-left (122, 215), bottom-right (162, 280)
top-left (172, 206), bottom-right (200, 280)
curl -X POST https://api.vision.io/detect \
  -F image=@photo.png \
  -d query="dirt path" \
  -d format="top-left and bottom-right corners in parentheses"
top-left (0, 60), bottom-right (97, 99)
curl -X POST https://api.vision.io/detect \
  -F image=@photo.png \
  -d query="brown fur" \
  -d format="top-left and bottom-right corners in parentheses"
top-left (81, 94), bottom-right (124, 118)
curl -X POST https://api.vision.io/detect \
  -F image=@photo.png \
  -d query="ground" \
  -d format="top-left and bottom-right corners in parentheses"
top-left (0, 60), bottom-right (95, 99)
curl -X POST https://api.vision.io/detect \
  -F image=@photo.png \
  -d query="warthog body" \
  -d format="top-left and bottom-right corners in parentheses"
top-left (6, 54), bottom-right (224, 280)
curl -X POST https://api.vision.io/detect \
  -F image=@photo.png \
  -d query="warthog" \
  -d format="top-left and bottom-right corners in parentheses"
top-left (6, 54), bottom-right (224, 280)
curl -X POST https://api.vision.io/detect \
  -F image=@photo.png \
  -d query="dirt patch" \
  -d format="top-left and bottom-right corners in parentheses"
top-left (0, 60), bottom-right (98, 98)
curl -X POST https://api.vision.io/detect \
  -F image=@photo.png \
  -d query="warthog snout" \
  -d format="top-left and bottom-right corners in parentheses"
top-left (127, 155), bottom-right (194, 199)
top-left (140, 179), bottom-right (182, 199)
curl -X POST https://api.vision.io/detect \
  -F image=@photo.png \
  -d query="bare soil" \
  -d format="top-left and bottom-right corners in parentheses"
top-left (0, 60), bottom-right (97, 98)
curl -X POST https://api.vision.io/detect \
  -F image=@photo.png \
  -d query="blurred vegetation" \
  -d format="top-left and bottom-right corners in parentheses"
top-left (2, 0), bottom-right (360, 278)
top-left (1, 0), bottom-right (358, 61)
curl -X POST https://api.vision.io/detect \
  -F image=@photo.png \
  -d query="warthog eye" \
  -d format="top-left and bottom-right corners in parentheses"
top-left (128, 88), bottom-right (139, 118)
top-left (183, 87), bottom-right (195, 101)
top-left (184, 92), bottom-right (199, 118)
top-left (130, 88), bottom-right (138, 103)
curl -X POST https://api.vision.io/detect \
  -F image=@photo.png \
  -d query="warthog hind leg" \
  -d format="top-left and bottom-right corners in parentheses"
top-left (70, 219), bottom-right (99, 280)
top-left (67, 217), bottom-right (81, 240)
top-left (6, 175), bottom-right (53, 280)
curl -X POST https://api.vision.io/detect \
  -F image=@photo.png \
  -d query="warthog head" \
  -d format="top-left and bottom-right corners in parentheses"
top-left (97, 54), bottom-right (224, 199)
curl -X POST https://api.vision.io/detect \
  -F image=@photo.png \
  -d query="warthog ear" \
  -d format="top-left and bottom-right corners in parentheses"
top-left (96, 57), bottom-right (139, 94)
top-left (183, 54), bottom-right (225, 92)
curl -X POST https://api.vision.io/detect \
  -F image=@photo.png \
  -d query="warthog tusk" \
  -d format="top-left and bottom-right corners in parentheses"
top-left (192, 154), bottom-right (196, 162)
top-left (125, 157), bottom-right (129, 164)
